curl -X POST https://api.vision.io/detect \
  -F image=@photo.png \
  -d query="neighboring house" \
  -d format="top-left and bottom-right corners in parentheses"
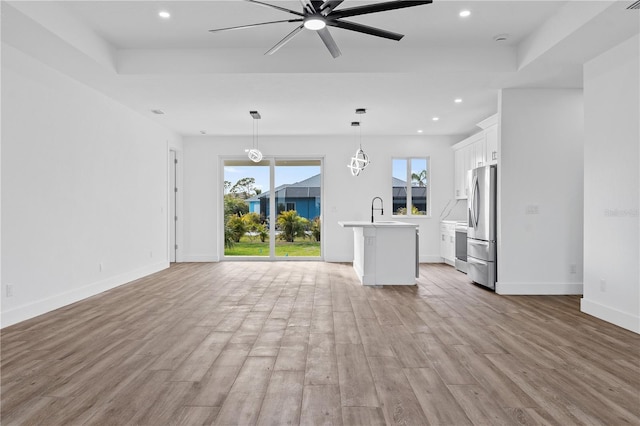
top-left (392, 176), bottom-right (427, 214)
top-left (247, 174), bottom-right (322, 221)
top-left (246, 174), bottom-right (427, 219)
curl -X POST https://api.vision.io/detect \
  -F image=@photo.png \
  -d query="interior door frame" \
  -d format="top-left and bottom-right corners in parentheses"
top-left (169, 148), bottom-right (183, 263)
top-left (220, 155), bottom-right (324, 261)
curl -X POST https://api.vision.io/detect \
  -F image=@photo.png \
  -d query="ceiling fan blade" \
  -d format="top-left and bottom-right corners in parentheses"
top-left (328, 19), bottom-right (404, 41)
top-left (298, 0), bottom-right (316, 14)
top-left (209, 19), bottom-right (303, 33)
top-left (319, 0), bottom-right (344, 15)
top-left (265, 25), bottom-right (304, 55)
top-left (311, 1), bottom-right (325, 11)
top-left (317, 27), bottom-right (342, 58)
top-left (246, 0), bottom-right (305, 17)
top-left (330, 0), bottom-right (432, 20)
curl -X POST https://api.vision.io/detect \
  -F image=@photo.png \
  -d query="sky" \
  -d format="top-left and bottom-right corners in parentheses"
top-left (392, 158), bottom-right (428, 183)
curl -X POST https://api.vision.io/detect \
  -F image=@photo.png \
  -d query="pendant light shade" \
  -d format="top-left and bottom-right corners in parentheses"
top-left (348, 147), bottom-right (370, 176)
top-left (347, 110), bottom-right (370, 176)
top-left (247, 148), bottom-right (263, 162)
top-left (247, 110), bottom-right (263, 162)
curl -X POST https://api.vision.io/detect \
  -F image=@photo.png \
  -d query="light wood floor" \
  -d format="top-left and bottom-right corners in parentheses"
top-left (1, 262), bottom-right (639, 425)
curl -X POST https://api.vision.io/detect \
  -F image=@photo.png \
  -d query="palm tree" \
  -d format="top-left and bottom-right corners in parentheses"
top-left (276, 210), bottom-right (309, 243)
top-left (411, 169), bottom-right (427, 187)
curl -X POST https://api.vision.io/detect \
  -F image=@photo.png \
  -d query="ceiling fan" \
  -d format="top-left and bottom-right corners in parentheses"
top-left (209, 0), bottom-right (433, 58)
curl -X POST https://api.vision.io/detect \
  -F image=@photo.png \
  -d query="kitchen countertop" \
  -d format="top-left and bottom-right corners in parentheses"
top-left (339, 221), bottom-right (419, 228)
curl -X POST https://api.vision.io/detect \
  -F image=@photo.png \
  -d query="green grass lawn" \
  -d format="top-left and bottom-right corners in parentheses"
top-left (225, 237), bottom-right (320, 257)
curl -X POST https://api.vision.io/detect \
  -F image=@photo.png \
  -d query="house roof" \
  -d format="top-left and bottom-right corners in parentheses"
top-left (251, 174), bottom-right (321, 201)
top-left (247, 174), bottom-right (425, 200)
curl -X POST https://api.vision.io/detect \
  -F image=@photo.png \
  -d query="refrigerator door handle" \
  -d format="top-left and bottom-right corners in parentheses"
top-left (469, 175), bottom-right (475, 228)
top-left (471, 175), bottom-right (479, 228)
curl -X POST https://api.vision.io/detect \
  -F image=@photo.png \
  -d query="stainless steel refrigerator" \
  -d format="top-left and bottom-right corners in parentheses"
top-left (467, 165), bottom-right (497, 289)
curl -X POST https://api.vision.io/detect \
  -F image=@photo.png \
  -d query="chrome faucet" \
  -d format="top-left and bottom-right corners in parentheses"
top-left (371, 197), bottom-right (384, 223)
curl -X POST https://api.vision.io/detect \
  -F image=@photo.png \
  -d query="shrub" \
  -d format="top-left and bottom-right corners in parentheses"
top-left (241, 212), bottom-right (262, 242)
top-left (311, 217), bottom-right (321, 242)
top-left (256, 224), bottom-right (268, 242)
top-left (224, 217), bottom-right (235, 248)
top-left (395, 205), bottom-right (420, 215)
top-left (227, 214), bottom-right (247, 243)
top-left (276, 210), bottom-right (309, 243)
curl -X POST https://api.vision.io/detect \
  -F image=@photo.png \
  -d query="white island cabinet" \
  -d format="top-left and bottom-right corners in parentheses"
top-left (339, 221), bottom-right (419, 286)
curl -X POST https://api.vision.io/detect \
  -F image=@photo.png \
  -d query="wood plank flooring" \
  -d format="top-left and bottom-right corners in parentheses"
top-left (1, 262), bottom-right (639, 425)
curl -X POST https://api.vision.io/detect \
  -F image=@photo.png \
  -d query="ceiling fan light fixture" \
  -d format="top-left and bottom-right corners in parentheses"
top-left (304, 16), bottom-right (326, 31)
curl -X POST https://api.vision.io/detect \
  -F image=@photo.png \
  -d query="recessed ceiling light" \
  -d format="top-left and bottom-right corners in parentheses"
top-left (493, 33), bottom-right (510, 42)
top-left (158, 10), bottom-right (171, 19)
top-left (417, 130), bottom-right (423, 133)
top-left (200, 130), bottom-right (207, 135)
top-left (151, 109), bottom-right (165, 115)
top-left (454, 98), bottom-right (463, 104)
top-left (432, 117), bottom-right (440, 121)
top-left (459, 10), bottom-right (471, 18)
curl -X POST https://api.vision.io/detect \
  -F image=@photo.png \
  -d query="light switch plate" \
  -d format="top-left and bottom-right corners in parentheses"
top-left (525, 205), bottom-right (539, 215)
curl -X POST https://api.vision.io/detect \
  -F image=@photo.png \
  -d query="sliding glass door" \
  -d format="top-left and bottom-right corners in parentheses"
top-left (223, 158), bottom-right (322, 259)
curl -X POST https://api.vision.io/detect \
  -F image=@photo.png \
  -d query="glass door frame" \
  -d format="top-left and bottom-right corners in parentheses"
top-left (220, 155), bottom-right (324, 261)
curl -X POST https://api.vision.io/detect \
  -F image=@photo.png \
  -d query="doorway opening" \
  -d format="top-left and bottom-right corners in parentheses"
top-left (222, 158), bottom-right (322, 259)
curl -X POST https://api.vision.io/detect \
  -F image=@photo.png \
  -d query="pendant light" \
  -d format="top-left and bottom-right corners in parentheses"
top-left (347, 108), bottom-right (370, 176)
top-left (246, 110), bottom-right (263, 162)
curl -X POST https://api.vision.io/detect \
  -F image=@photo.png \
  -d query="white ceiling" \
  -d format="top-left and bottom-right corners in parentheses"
top-left (3, 1), bottom-right (639, 137)
top-left (61, 1), bottom-right (562, 49)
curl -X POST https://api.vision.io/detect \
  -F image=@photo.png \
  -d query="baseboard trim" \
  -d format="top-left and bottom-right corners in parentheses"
top-left (422, 255), bottom-right (444, 263)
top-left (581, 298), bottom-right (640, 334)
top-left (1, 261), bottom-right (169, 329)
top-left (182, 255), bottom-right (219, 262)
top-left (496, 281), bottom-right (583, 295)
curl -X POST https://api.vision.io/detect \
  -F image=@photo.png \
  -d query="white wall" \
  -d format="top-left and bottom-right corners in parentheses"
top-left (581, 34), bottom-right (639, 333)
top-left (1, 45), bottom-right (181, 327)
top-left (182, 134), bottom-right (460, 263)
top-left (497, 89), bottom-right (584, 295)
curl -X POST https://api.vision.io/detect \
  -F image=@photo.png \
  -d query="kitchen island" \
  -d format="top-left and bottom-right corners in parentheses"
top-left (339, 221), bottom-right (419, 286)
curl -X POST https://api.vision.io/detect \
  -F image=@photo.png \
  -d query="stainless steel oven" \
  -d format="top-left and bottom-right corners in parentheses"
top-left (455, 222), bottom-right (468, 273)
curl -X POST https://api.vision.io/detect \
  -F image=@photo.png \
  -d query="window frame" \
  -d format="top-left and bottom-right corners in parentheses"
top-left (391, 157), bottom-right (431, 218)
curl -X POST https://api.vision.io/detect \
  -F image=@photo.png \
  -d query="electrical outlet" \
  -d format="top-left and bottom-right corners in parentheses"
top-left (600, 279), bottom-right (606, 292)
top-left (6, 284), bottom-right (14, 297)
top-left (570, 264), bottom-right (577, 274)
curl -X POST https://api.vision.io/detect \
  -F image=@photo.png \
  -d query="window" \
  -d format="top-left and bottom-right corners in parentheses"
top-left (223, 158), bottom-right (322, 259)
top-left (277, 202), bottom-right (296, 213)
top-left (392, 158), bottom-right (429, 216)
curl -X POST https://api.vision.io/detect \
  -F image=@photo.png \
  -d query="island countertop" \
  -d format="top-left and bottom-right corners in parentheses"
top-left (338, 221), bottom-right (418, 228)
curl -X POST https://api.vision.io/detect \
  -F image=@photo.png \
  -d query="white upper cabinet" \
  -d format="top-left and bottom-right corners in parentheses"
top-left (454, 148), bottom-right (465, 199)
top-left (485, 124), bottom-right (498, 165)
top-left (474, 133), bottom-right (487, 168)
top-left (452, 113), bottom-right (499, 199)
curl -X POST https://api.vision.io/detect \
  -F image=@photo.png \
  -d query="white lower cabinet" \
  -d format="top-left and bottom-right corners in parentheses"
top-left (440, 222), bottom-right (456, 265)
